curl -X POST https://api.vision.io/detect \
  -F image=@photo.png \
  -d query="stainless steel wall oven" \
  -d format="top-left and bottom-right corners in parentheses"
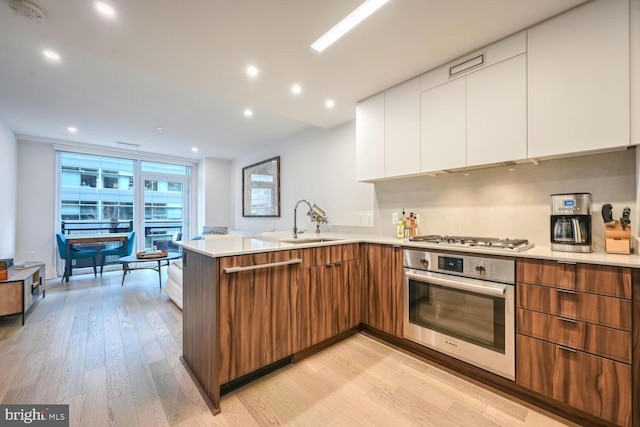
top-left (403, 249), bottom-right (515, 380)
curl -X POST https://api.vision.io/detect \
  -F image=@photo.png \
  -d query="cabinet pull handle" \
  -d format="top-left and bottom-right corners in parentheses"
top-left (556, 316), bottom-right (577, 323)
top-left (556, 288), bottom-right (576, 294)
top-left (557, 345), bottom-right (577, 353)
top-left (224, 258), bottom-right (302, 273)
top-left (556, 260), bottom-right (576, 265)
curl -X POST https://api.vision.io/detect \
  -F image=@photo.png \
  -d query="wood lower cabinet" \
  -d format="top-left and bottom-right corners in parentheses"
top-left (217, 250), bottom-right (300, 384)
top-left (362, 244), bottom-right (403, 337)
top-left (516, 259), bottom-right (633, 426)
top-left (298, 245), bottom-right (360, 350)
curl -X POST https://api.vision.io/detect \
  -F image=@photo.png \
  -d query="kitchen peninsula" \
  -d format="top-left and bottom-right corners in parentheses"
top-left (179, 233), bottom-right (640, 427)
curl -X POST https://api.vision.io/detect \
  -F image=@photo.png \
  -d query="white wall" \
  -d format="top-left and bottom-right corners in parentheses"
top-left (197, 157), bottom-right (232, 233)
top-left (374, 149), bottom-right (636, 251)
top-left (16, 139), bottom-right (56, 277)
top-left (0, 120), bottom-right (17, 259)
top-left (231, 121), bottom-right (375, 234)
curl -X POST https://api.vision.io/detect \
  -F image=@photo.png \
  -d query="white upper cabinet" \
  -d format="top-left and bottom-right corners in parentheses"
top-left (385, 77), bottom-right (420, 178)
top-left (467, 55), bottom-right (527, 166)
top-left (356, 93), bottom-right (384, 182)
top-left (421, 78), bottom-right (466, 171)
top-left (420, 33), bottom-right (527, 173)
top-left (528, 0), bottom-right (630, 158)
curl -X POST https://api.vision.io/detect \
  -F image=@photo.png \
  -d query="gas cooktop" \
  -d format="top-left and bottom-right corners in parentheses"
top-left (408, 235), bottom-right (534, 252)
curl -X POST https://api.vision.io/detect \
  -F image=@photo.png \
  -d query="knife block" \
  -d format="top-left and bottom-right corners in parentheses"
top-left (604, 220), bottom-right (632, 254)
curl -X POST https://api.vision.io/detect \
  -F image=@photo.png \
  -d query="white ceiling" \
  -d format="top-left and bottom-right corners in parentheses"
top-left (0, 0), bottom-right (588, 160)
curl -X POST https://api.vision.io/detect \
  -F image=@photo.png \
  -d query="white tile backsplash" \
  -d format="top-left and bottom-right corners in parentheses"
top-left (373, 149), bottom-right (636, 251)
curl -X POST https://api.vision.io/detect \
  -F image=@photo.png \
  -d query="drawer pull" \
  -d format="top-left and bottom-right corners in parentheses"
top-left (224, 259), bottom-right (302, 273)
top-left (557, 345), bottom-right (577, 353)
top-left (556, 260), bottom-right (577, 265)
top-left (557, 316), bottom-right (577, 323)
top-left (556, 288), bottom-right (576, 294)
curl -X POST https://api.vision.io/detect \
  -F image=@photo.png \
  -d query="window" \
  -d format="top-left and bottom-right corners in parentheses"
top-left (58, 152), bottom-right (191, 251)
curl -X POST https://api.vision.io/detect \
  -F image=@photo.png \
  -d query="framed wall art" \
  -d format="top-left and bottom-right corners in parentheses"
top-left (242, 156), bottom-right (280, 217)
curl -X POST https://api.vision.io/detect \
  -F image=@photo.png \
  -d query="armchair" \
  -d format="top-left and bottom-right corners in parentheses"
top-left (99, 231), bottom-right (136, 276)
top-left (56, 233), bottom-right (98, 281)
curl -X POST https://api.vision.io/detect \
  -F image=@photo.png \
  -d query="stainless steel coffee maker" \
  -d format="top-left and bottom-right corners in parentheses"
top-left (550, 193), bottom-right (592, 252)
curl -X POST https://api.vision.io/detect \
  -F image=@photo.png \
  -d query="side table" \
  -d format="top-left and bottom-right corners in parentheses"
top-left (0, 264), bottom-right (45, 325)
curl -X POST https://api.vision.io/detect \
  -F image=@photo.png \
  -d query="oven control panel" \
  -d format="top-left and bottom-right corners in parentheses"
top-left (404, 249), bottom-right (515, 285)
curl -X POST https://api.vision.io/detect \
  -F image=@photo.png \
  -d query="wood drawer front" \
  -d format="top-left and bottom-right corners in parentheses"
top-left (518, 259), bottom-right (631, 298)
top-left (517, 335), bottom-right (631, 427)
top-left (0, 282), bottom-right (22, 316)
top-left (329, 243), bottom-right (359, 263)
top-left (516, 308), bottom-right (631, 364)
top-left (517, 283), bottom-right (631, 331)
top-left (219, 250), bottom-right (298, 270)
top-left (576, 264), bottom-right (631, 299)
top-left (518, 259), bottom-right (574, 288)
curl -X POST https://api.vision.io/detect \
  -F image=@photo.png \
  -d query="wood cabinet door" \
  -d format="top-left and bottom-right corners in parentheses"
top-left (331, 259), bottom-right (360, 335)
top-left (363, 244), bottom-right (403, 337)
top-left (218, 251), bottom-right (299, 384)
top-left (298, 265), bottom-right (332, 350)
top-left (0, 282), bottom-right (22, 316)
top-left (517, 335), bottom-right (631, 427)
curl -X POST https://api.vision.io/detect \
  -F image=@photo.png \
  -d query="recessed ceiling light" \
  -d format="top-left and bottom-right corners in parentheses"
top-left (246, 65), bottom-right (259, 78)
top-left (156, 126), bottom-right (163, 131)
top-left (94, 1), bottom-right (115, 16)
top-left (310, 0), bottom-right (391, 53)
top-left (291, 84), bottom-right (302, 95)
top-left (325, 99), bottom-right (335, 109)
top-left (67, 126), bottom-right (77, 133)
top-left (244, 109), bottom-right (253, 117)
top-left (192, 147), bottom-right (198, 153)
top-left (43, 50), bottom-right (60, 61)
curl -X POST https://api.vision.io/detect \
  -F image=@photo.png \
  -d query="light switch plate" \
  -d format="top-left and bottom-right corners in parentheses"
top-left (392, 212), bottom-right (398, 224)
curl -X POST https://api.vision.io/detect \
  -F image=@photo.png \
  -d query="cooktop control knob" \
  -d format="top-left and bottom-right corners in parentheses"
top-left (475, 265), bottom-right (486, 277)
top-left (420, 258), bottom-right (429, 269)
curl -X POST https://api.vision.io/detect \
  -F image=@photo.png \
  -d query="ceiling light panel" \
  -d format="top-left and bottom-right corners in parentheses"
top-left (311, 0), bottom-right (391, 53)
top-left (246, 65), bottom-right (259, 78)
top-left (67, 126), bottom-right (77, 133)
top-left (43, 50), bottom-right (60, 61)
top-left (95, 1), bottom-right (115, 16)
top-left (244, 109), bottom-right (253, 117)
top-left (291, 84), bottom-right (302, 95)
top-left (325, 99), bottom-right (335, 109)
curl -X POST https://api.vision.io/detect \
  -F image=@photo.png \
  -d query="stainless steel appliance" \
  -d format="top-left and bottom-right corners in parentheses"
top-left (408, 235), bottom-right (534, 252)
top-left (403, 249), bottom-right (515, 380)
top-left (550, 193), bottom-right (592, 253)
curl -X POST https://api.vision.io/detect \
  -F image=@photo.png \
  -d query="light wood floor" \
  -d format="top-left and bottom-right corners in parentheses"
top-left (0, 269), bottom-right (579, 427)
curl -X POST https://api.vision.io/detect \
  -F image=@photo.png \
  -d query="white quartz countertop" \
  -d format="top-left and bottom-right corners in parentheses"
top-left (178, 232), bottom-right (640, 268)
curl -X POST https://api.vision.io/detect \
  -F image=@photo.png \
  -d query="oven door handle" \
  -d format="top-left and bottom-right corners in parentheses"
top-left (405, 271), bottom-right (507, 297)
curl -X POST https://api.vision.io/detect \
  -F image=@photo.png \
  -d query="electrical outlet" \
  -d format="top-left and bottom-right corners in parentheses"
top-left (367, 213), bottom-right (373, 226)
top-left (392, 212), bottom-right (398, 224)
top-left (29, 251), bottom-right (35, 260)
top-left (359, 213), bottom-right (365, 225)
